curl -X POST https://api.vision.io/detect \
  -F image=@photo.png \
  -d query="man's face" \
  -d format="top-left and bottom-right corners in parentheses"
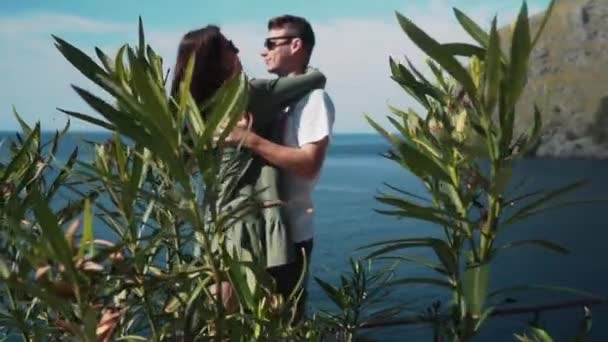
top-left (261, 28), bottom-right (300, 75)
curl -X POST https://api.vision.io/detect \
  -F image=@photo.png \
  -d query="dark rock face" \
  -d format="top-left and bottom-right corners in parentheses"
top-left (511, 0), bottom-right (608, 158)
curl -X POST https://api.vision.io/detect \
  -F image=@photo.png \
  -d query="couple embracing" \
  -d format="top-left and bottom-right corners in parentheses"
top-left (170, 15), bottom-right (335, 318)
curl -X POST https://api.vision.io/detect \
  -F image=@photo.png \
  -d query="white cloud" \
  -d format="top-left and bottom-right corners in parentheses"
top-left (0, 13), bottom-right (134, 131)
top-left (0, 13), bottom-right (131, 35)
top-left (0, 2), bottom-right (550, 133)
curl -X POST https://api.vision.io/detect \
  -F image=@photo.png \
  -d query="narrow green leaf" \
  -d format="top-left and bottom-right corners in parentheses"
top-left (390, 64), bottom-right (430, 109)
top-left (68, 84), bottom-right (182, 181)
top-left (359, 237), bottom-right (443, 250)
top-left (387, 105), bottom-right (423, 137)
top-left (47, 147), bottom-right (78, 201)
top-left (315, 277), bottom-right (347, 310)
top-left (95, 47), bottom-right (114, 73)
top-left (506, 187), bottom-right (545, 205)
top-left (427, 59), bottom-right (450, 92)
top-left (13, 106), bottom-right (33, 136)
top-left (0, 257), bottom-right (9, 279)
top-left (129, 143), bottom-right (148, 195)
top-left (53, 35), bottom-right (109, 91)
top-left (236, 259), bottom-right (275, 294)
top-left (288, 247), bottom-right (310, 301)
top-left (390, 57), bottom-right (430, 109)
top-left (226, 259), bottom-right (256, 309)
top-left (83, 308), bottom-right (97, 342)
top-left (453, 8), bottom-right (490, 47)
top-left (387, 277), bottom-right (453, 289)
top-left (489, 284), bottom-right (604, 301)
top-left (508, 1), bottom-right (532, 108)
top-left (403, 57), bottom-right (444, 104)
top-left (393, 139), bottom-right (451, 182)
top-left (463, 263), bottom-right (490, 317)
top-left (396, 11), bottom-right (477, 102)
top-left (186, 280), bottom-right (210, 309)
top-left (474, 306), bottom-right (495, 332)
top-left (58, 109), bottom-right (116, 131)
top-left (113, 133), bottom-right (128, 182)
top-left (531, 0), bottom-right (556, 48)
top-left (484, 16), bottom-right (501, 116)
top-left (520, 104), bottom-right (542, 156)
top-left (164, 293), bottom-right (187, 314)
top-left (387, 116), bottom-right (441, 159)
top-left (364, 241), bottom-right (431, 260)
top-left (46, 119), bottom-right (71, 156)
top-left (515, 332), bottom-right (535, 341)
top-left (529, 326), bottom-right (554, 342)
top-left (375, 194), bottom-right (465, 228)
top-left (441, 43), bottom-right (486, 58)
top-left (126, 48), bottom-right (175, 146)
top-left (518, 199), bottom-right (608, 225)
top-left (1, 124), bottom-right (40, 184)
top-left (179, 53), bottom-right (197, 112)
top-left (361, 237), bottom-right (457, 276)
top-left (115, 44), bottom-right (129, 86)
top-left (574, 306), bottom-right (592, 342)
top-left (32, 192), bottom-right (78, 279)
top-left (147, 45), bottom-right (165, 84)
top-left (56, 191), bottom-right (99, 226)
top-left (505, 180), bottom-right (587, 225)
top-left (366, 115), bottom-right (396, 145)
top-left (365, 307), bottom-right (404, 323)
top-left (498, 239), bottom-right (569, 255)
top-left (382, 182), bottom-right (432, 203)
top-left (378, 255), bottom-right (447, 275)
top-left (204, 73), bottom-right (249, 145)
top-left (4, 277), bottom-right (72, 312)
top-left (116, 336), bottom-right (149, 341)
top-left (138, 16), bottom-right (145, 57)
top-left (66, 86), bottom-right (151, 144)
top-left (94, 74), bottom-right (165, 135)
top-left (77, 198), bottom-right (95, 259)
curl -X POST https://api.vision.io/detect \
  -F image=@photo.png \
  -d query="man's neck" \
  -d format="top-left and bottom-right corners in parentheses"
top-left (275, 66), bottom-right (306, 77)
top-left (288, 68), bottom-right (306, 76)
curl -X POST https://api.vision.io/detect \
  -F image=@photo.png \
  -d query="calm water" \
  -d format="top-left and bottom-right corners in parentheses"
top-left (316, 135), bottom-right (608, 341)
top-left (2, 131), bottom-right (608, 341)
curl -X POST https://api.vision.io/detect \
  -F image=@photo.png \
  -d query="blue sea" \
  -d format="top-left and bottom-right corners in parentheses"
top-left (2, 131), bottom-right (608, 341)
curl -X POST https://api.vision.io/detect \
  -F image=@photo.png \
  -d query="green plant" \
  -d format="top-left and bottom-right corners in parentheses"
top-left (2, 3), bottom-right (604, 341)
top-left (513, 305), bottom-right (592, 342)
top-left (0, 18), bottom-right (322, 341)
top-left (359, 0), bottom-right (603, 340)
top-left (314, 259), bottom-right (402, 341)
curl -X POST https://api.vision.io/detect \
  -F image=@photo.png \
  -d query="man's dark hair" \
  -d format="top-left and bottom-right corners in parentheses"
top-left (268, 15), bottom-right (315, 65)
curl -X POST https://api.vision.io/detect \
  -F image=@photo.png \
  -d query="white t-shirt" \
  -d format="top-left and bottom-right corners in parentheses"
top-left (280, 89), bottom-right (335, 243)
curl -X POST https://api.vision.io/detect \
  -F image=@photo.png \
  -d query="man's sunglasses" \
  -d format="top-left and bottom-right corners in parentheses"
top-left (264, 36), bottom-right (299, 50)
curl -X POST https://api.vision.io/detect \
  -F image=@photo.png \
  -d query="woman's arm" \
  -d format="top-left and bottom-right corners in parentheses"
top-left (253, 68), bottom-right (326, 107)
top-left (248, 68), bottom-right (326, 123)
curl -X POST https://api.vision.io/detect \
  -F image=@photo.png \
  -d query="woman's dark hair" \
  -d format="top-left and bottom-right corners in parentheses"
top-left (170, 25), bottom-right (239, 108)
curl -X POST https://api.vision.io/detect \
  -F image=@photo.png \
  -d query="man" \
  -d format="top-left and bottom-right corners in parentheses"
top-left (229, 15), bottom-right (335, 316)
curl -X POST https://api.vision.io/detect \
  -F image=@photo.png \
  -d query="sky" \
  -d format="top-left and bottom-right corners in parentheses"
top-left (0, 0), bottom-right (551, 133)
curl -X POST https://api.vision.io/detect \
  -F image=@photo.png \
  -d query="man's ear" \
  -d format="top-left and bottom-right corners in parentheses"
top-left (291, 38), bottom-right (304, 54)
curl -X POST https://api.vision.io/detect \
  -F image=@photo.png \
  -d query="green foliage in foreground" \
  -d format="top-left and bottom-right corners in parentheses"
top-left (360, 0), bottom-right (601, 340)
top-left (0, 1), bottom-right (603, 341)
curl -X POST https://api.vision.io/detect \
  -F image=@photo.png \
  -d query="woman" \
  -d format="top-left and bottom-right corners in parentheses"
top-left (170, 25), bottom-right (325, 269)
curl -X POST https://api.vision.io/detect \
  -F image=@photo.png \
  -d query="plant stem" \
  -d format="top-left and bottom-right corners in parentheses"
top-left (143, 294), bottom-right (159, 341)
top-left (197, 184), bottom-right (225, 341)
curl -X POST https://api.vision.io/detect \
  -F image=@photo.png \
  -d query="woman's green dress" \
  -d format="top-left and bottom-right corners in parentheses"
top-left (219, 69), bottom-right (326, 268)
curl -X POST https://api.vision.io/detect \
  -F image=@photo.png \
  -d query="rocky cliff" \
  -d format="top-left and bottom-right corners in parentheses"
top-left (507, 0), bottom-right (608, 158)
